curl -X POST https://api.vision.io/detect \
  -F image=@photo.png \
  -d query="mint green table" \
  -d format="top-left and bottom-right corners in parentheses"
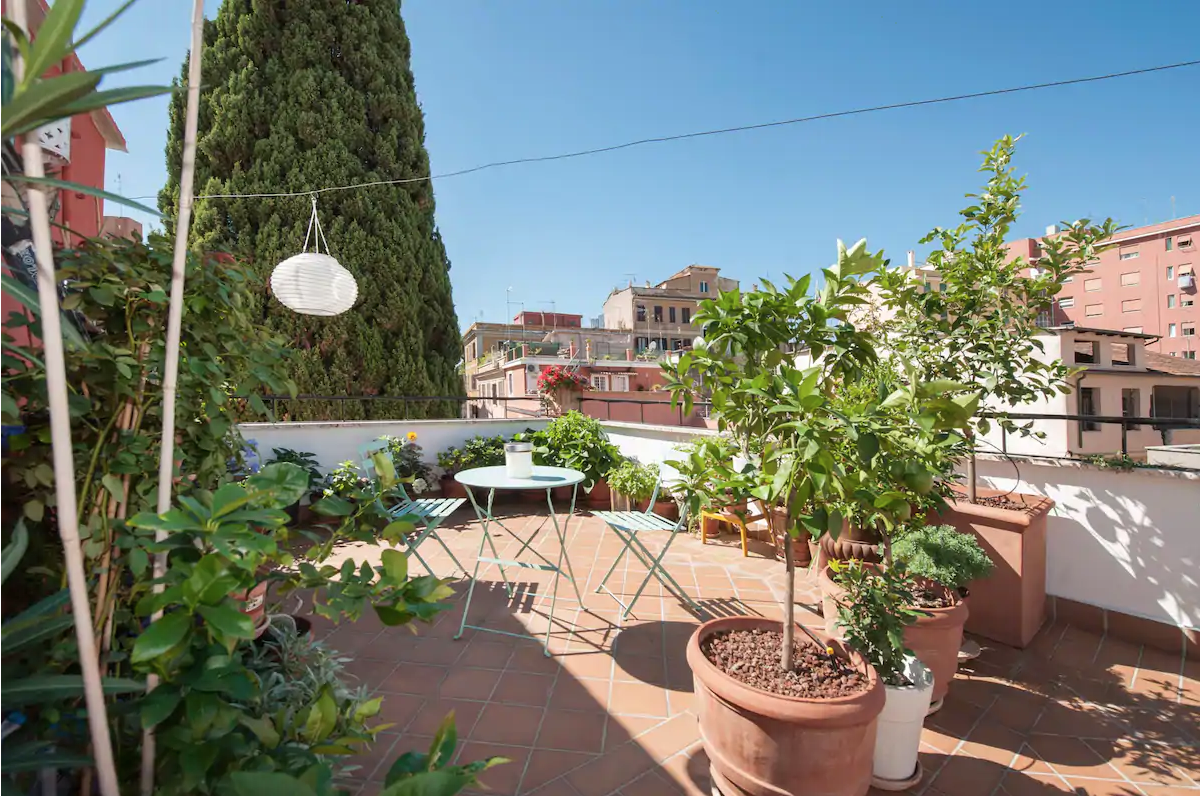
top-left (454, 465), bottom-right (586, 655)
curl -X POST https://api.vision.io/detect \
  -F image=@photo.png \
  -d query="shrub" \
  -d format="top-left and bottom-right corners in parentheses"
top-left (533, 412), bottom-right (620, 488)
top-left (831, 560), bottom-right (924, 686)
top-left (607, 460), bottom-right (660, 502)
top-left (892, 524), bottom-right (994, 591)
top-left (382, 432), bottom-right (433, 484)
top-left (324, 460), bottom-right (369, 497)
top-left (265, 448), bottom-right (322, 494)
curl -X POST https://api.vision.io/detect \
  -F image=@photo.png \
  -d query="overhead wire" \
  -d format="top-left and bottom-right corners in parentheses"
top-left (129, 58), bottom-right (1200, 202)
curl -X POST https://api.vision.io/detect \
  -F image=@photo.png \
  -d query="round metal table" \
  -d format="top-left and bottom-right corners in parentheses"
top-left (454, 465), bottom-right (586, 654)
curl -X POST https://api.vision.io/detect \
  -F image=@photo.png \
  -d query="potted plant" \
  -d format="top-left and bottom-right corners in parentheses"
top-left (263, 447), bottom-right (322, 523)
top-left (532, 411), bottom-right (620, 506)
top-left (892, 523), bottom-right (994, 712)
top-left (662, 237), bottom-right (979, 795)
top-left (607, 460), bottom-right (678, 518)
top-left (382, 432), bottom-right (433, 496)
top-left (830, 560), bottom-right (932, 791)
top-left (536, 364), bottom-right (589, 416)
top-left (436, 445), bottom-right (468, 497)
top-left (874, 136), bottom-right (1117, 647)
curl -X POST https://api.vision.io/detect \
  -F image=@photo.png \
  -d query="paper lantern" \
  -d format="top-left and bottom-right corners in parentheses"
top-left (271, 252), bottom-right (358, 316)
top-left (270, 196), bottom-right (358, 316)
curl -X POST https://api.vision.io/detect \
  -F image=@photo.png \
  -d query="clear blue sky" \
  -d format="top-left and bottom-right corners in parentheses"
top-left (80, 1), bottom-right (1199, 330)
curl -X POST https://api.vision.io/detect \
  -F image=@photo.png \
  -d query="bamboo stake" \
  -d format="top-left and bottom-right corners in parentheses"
top-left (140, 2), bottom-right (206, 792)
top-left (8, 4), bottom-right (120, 794)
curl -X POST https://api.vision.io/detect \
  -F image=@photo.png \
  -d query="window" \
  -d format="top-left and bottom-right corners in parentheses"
top-left (506, 373), bottom-right (513, 395)
top-left (1079, 387), bottom-right (1099, 431)
top-left (699, 281), bottom-right (709, 294)
top-left (1058, 296), bottom-right (1075, 309)
top-left (636, 304), bottom-right (646, 322)
top-left (653, 306), bottom-right (663, 323)
top-left (1122, 388), bottom-right (1141, 430)
top-left (672, 338), bottom-right (685, 350)
top-left (1169, 323), bottom-right (1178, 337)
top-left (1184, 322), bottom-right (1196, 337)
top-left (1167, 266), bottom-right (1175, 280)
top-left (1085, 278), bottom-right (1102, 292)
top-left (635, 336), bottom-right (648, 352)
top-left (1074, 340), bottom-right (1098, 364)
top-left (1168, 294), bottom-right (1177, 309)
top-left (681, 307), bottom-right (691, 324)
top-left (1112, 343), bottom-right (1131, 366)
top-left (1121, 298), bottom-right (1141, 313)
top-left (612, 374), bottom-right (630, 391)
top-left (590, 374), bottom-right (609, 391)
top-left (1063, 275), bottom-right (1074, 283)
top-left (1152, 385), bottom-right (1200, 419)
top-left (1119, 250), bottom-right (1139, 260)
top-left (1122, 326), bottom-right (1143, 333)
top-left (1120, 271), bottom-right (1140, 287)
top-left (1179, 237), bottom-right (1193, 249)
top-left (1165, 237), bottom-right (1173, 252)
top-left (668, 306), bottom-right (676, 323)
top-left (1185, 351), bottom-right (1198, 360)
top-left (1184, 296), bottom-right (1196, 307)
top-left (1085, 304), bottom-right (1103, 317)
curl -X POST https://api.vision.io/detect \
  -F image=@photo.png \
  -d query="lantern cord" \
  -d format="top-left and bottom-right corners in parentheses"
top-left (301, 195), bottom-right (331, 256)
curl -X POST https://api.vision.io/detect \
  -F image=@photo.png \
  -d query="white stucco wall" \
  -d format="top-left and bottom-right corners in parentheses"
top-left (238, 419), bottom-right (549, 474)
top-left (975, 456), bottom-right (1199, 630)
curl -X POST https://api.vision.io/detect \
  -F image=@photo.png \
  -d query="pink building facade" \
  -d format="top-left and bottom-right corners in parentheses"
top-left (1009, 216), bottom-right (1199, 358)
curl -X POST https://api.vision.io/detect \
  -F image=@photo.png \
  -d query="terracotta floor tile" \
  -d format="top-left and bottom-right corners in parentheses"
top-left (470, 702), bottom-right (545, 746)
top-left (378, 663), bottom-right (448, 695)
top-left (536, 708), bottom-right (606, 753)
top-left (437, 666), bottom-right (503, 701)
top-left (347, 733), bottom-right (398, 782)
top-left (343, 657), bottom-right (399, 684)
top-left (373, 692), bottom-right (425, 730)
top-left (1091, 737), bottom-right (1199, 787)
top-left (995, 772), bottom-right (1076, 794)
top-left (407, 698), bottom-right (486, 738)
top-left (518, 749), bottom-right (597, 792)
top-left (1025, 735), bottom-right (1124, 780)
top-left (928, 754), bottom-right (1008, 795)
top-left (559, 651), bottom-right (617, 680)
top-left (510, 643), bottom-right (567, 675)
top-left (492, 671), bottom-right (556, 707)
top-left (609, 680), bottom-right (670, 718)
top-left (1031, 699), bottom-right (1125, 740)
top-left (633, 714), bottom-right (700, 763)
top-left (606, 715), bottom-right (666, 751)
top-left (619, 770), bottom-right (686, 796)
top-left (959, 721), bottom-right (1028, 766)
top-left (566, 740), bottom-right (658, 796)
top-left (549, 677), bottom-right (611, 713)
top-left (454, 742), bottom-right (530, 796)
top-left (456, 638), bottom-right (515, 669)
top-left (326, 628), bottom-right (382, 656)
top-left (613, 653), bottom-right (667, 686)
top-left (526, 778), bottom-right (585, 796)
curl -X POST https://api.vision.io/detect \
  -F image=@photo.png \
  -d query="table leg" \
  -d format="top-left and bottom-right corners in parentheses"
top-left (456, 487), bottom-right (511, 642)
top-left (542, 483), bottom-right (582, 655)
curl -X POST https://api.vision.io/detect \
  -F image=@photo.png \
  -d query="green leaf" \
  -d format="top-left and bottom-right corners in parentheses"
top-left (209, 482), bottom-right (254, 518)
top-left (1, 613), bottom-right (72, 654)
top-left (246, 462), bottom-right (309, 508)
top-left (384, 752), bottom-right (431, 784)
top-left (0, 748), bottom-right (93, 774)
top-left (139, 685), bottom-right (182, 728)
top-left (230, 772), bottom-right (318, 796)
top-left (380, 548), bottom-right (408, 583)
top-left (3, 174), bottom-right (161, 217)
top-left (429, 711), bottom-right (458, 768)
top-left (101, 473), bottom-right (124, 503)
top-left (381, 771), bottom-right (472, 796)
top-left (1, 519), bottom-right (29, 584)
top-left (303, 688), bottom-right (338, 743)
top-left (129, 546), bottom-right (149, 576)
top-left (131, 611), bottom-right (191, 664)
top-left (21, 0), bottom-right (84, 88)
top-left (183, 556), bottom-right (231, 606)
top-left (311, 495), bottom-right (353, 516)
top-left (239, 714), bottom-right (281, 749)
top-left (3, 675), bottom-right (142, 707)
top-left (54, 84), bottom-right (173, 120)
top-left (197, 603), bottom-right (255, 641)
top-left (0, 273), bottom-right (88, 349)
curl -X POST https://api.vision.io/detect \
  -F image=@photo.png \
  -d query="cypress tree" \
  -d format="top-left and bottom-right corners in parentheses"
top-left (160, 0), bottom-right (462, 419)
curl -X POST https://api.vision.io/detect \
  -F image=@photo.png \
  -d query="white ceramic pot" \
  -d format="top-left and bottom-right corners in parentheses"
top-left (871, 655), bottom-right (934, 791)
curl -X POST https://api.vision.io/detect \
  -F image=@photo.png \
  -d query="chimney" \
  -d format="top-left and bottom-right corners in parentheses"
top-left (1045, 224), bottom-right (1059, 236)
top-left (907, 250), bottom-right (915, 268)
top-left (625, 348), bottom-right (633, 360)
top-left (585, 339), bottom-right (592, 360)
top-left (568, 341), bottom-right (576, 358)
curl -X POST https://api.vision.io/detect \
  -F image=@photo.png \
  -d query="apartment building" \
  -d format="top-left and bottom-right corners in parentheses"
top-left (602, 265), bottom-right (738, 354)
top-left (461, 311), bottom-right (584, 396)
top-left (1008, 216), bottom-right (1199, 358)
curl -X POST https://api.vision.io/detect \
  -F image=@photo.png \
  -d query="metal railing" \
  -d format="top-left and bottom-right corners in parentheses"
top-left (986, 411), bottom-right (1200, 459)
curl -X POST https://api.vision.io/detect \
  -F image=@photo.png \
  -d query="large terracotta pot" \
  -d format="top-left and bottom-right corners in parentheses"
top-left (901, 581), bottom-right (968, 712)
top-left (546, 387), bottom-right (581, 416)
top-left (440, 475), bottom-right (467, 499)
top-left (819, 523), bottom-right (883, 564)
top-left (928, 487), bottom-right (1053, 648)
top-left (689, 616), bottom-right (885, 796)
top-left (585, 478), bottom-right (611, 508)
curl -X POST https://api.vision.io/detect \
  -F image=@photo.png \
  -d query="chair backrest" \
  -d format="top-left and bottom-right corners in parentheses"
top-left (357, 439), bottom-right (412, 504)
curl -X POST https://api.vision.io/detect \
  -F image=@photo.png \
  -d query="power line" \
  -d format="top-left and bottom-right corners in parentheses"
top-left (137, 58), bottom-right (1200, 202)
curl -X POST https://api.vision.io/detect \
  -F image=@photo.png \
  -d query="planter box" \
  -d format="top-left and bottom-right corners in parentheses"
top-left (929, 487), bottom-right (1053, 649)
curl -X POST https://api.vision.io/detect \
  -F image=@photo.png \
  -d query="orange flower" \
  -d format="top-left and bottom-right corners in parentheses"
top-left (406, 431), bottom-right (418, 442)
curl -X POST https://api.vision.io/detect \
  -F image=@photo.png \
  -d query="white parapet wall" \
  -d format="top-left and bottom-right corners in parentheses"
top-left (975, 455), bottom-right (1199, 631)
top-left (238, 418), bottom-right (549, 474)
top-left (599, 421), bottom-right (718, 483)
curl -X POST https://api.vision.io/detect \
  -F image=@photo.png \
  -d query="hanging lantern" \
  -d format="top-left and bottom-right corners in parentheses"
top-left (270, 196), bottom-right (358, 316)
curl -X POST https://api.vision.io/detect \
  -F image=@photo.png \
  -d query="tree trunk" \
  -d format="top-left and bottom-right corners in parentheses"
top-left (781, 518), bottom-right (795, 671)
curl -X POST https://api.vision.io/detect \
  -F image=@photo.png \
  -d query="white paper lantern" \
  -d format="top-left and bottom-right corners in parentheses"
top-left (270, 196), bottom-right (358, 316)
top-left (271, 252), bottom-right (358, 316)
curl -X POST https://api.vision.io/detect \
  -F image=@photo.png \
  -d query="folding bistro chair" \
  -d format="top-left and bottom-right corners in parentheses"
top-left (593, 477), bottom-right (697, 619)
top-left (358, 440), bottom-right (467, 578)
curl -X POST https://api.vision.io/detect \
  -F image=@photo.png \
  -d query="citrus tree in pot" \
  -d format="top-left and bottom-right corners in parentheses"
top-left (874, 135), bottom-right (1118, 648)
top-left (892, 523), bottom-right (994, 712)
top-left (663, 241), bottom-right (979, 796)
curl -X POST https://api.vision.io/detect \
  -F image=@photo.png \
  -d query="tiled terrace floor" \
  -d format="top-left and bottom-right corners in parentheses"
top-left (306, 506), bottom-right (1199, 796)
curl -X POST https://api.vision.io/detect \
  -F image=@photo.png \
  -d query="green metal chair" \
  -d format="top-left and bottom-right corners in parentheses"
top-left (358, 439), bottom-right (466, 578)
top-left (593, 477), bottom-right (697, 619)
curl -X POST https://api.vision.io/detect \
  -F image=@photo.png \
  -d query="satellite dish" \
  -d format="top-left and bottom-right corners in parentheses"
top-left (648, 341), bottom-right (658, 351)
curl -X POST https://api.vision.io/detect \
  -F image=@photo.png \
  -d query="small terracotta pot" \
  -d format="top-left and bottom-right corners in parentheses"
top-left (819, 523), bottom-right (883, 564)
top-left (650, 499), bottom-right (679, 521)
top-left (766, 507), bottom-right (812, 566)
top-left (440, 476), bottom-right (467, 499)
top-left (902, 581), bottom-right (969, 711)
top-left (689, 616), bottom-right (884, 796)
top-left (234, 581), bottom-right (271, 638)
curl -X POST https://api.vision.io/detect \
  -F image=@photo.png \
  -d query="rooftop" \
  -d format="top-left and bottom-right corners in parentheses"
top-left (301, 509), bottom-right (1199, 796)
